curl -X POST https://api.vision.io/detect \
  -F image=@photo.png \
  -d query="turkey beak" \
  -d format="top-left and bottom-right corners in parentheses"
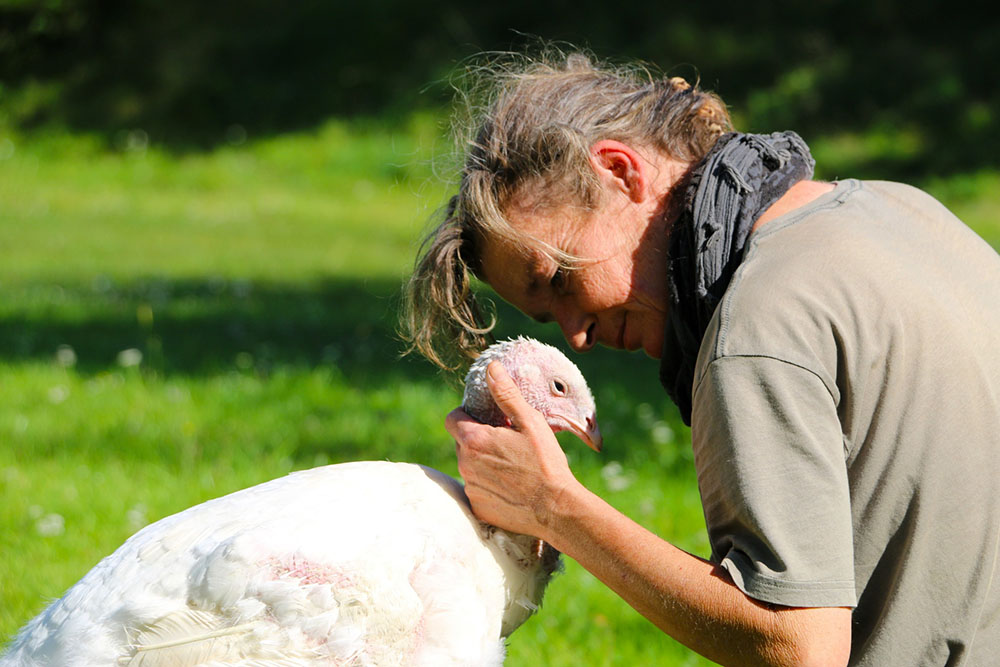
top-left (583, 413), bottom-right (603, 452)
top-left (561, 412), bottom-right (602, 452)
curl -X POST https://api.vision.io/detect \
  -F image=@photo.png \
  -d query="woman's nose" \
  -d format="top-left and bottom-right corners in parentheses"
top-left (558, 313), bottom-right (597, 352)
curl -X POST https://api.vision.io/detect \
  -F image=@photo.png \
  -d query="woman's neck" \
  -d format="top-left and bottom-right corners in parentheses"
top-left (752, 180), bottom-right (836, 232)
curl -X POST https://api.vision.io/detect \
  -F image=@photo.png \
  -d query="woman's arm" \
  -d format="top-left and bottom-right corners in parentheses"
top-left (447, 361), bottom-right (851, 667)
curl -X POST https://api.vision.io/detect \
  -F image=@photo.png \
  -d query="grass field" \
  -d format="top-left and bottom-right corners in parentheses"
top-left (1, 117), bottom-right (997, 665)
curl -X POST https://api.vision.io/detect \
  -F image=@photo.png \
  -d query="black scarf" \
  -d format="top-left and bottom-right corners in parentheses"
top-left (659, 131), bottom-right (815, 425)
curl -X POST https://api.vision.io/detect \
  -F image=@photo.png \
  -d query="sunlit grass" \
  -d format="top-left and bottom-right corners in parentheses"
top-left (0, 116), bottom-right (448, 283)
top-left (1, 116), bottom-right (997, 666)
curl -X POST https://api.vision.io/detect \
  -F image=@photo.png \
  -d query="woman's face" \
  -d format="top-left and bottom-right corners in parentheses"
top-left (479, 193), bottom-right (671, 359)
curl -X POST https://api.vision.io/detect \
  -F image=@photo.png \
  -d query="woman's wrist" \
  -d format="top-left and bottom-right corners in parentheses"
top-left (537, 476), bottom-right (600, 553)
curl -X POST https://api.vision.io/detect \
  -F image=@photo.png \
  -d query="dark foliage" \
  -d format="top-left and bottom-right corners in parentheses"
top-left (1, 1), bottom-right (997, 177)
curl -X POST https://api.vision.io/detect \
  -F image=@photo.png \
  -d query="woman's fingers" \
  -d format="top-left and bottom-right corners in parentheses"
top-left (447, 367), bottom-right (577, 536)
top-left (445, 406), bottom-right (474, 440)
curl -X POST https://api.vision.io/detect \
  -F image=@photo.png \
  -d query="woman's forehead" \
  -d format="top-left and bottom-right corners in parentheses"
top-left (480, 234), bottom-right (546, 286)
top-left (480, 247), bottom-right (554, 324)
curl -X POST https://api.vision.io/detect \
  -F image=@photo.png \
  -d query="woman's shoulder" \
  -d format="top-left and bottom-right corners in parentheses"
top-left (754, 178), bottom-right (965, 240)
top-left (694, 180), bottom-right (930, 382)
top-left (696, 175), bottom-right (999, 391)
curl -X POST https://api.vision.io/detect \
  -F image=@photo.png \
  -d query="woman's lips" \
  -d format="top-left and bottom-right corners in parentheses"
top-left (609, 314), bottom-right (641, 352)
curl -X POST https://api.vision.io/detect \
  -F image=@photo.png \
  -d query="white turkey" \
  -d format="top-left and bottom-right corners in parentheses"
top-left (1, 337), bottom-right (601, 666)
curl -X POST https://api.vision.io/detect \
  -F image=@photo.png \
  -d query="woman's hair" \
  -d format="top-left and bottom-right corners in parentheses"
top-left (402, 47), bottom-right (733, 370)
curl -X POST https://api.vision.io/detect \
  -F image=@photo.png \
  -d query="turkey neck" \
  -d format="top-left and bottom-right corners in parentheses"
top-left (461, 369), bottom-right (509, 428)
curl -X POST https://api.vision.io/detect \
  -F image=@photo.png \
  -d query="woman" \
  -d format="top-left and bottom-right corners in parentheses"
top-left (403, 51), bottom-right (1000, 666)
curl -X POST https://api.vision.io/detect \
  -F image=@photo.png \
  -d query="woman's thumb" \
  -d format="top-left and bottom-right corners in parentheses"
top-left (486, 361), bottom-right (532, 424)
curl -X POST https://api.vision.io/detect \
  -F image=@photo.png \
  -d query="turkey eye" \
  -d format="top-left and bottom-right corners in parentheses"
top-left (551, 379), bottom-right (567, 396)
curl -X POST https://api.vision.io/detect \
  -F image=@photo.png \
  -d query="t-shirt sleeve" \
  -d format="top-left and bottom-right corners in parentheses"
top-left (691, 354), bottom-right (858, 608)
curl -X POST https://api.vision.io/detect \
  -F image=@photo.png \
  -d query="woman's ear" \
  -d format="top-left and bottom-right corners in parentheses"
top-left (589, 140), bottom-right (647, 203)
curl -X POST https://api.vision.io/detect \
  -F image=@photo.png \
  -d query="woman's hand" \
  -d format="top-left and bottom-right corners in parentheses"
top-left (449, 363), bottom-right (852, 666)
top-left (447, 361), bottom-right (580, 538)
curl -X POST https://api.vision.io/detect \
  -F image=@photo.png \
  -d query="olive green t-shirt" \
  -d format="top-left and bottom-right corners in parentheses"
top-left (691, 180), bottom-right (1000, 665)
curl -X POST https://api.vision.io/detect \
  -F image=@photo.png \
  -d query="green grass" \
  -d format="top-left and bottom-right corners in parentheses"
top-left (1, 117), bottom-right (998, 665)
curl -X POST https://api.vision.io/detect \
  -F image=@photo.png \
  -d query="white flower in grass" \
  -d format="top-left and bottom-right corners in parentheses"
top-left (36, 512), bottom-right (65, 537)
top-left (601, 461), bottom-right (636, 492)
top-left (126, 504), bottom-right (149, 532)
top-left (48, 385), bottom-right (69, 404)
top-left (117, 348), bottom-right (143, 368)
top-left (651, 422), bottom-right (674, 445)
top-left (56, 345), bottom-right (77, 368)
top-left (166, 385), bottom-right (190, 403)
top-left (115, 128), bottom-right (148, 153)
top-left (0, 137), bottom-right (15, 160)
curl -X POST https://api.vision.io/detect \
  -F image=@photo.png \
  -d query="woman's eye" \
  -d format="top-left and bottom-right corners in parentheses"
top-left (550, 267), bottom-right (565, 290)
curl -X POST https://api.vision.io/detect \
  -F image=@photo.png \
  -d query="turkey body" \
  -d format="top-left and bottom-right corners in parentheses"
top-left (1, 462), bottom-right (559, 667)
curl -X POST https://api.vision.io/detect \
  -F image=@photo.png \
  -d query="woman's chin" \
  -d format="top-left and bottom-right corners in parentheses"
top-left (643, 334), bottom-right (663, 359)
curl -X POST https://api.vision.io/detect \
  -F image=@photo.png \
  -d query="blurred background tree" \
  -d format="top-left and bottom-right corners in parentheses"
top-left (1, 0), bottom-right (997, 178)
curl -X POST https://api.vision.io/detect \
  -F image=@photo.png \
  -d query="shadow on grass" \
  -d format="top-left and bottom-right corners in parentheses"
top-left (0, 276), bottom-right (423, 383)
top-left (0, 275), bottom-right (688, 469)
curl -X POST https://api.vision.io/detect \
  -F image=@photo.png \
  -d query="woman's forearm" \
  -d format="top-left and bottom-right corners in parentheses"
top-left (544, 482), bottom-right (851, 667)
top-left (449, 363), bottom-right (851, 666)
